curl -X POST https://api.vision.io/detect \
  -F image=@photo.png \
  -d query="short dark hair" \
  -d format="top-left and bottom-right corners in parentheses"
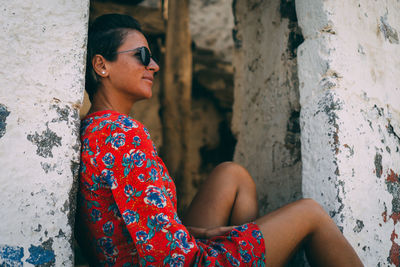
top-left (85, 14), bottom-right (143, 101)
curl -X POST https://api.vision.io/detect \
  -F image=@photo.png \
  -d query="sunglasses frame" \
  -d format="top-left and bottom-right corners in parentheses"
top-left (115, 46), bottom-right (152, 66)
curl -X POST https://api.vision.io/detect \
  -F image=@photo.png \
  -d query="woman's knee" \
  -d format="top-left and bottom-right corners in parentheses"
top-left (214, 161), bottom-right (254, 182)
top-left (212, 161), bottom-right (256, 187)
top-left (295, 198), bottom-right (331, 229)
top-left (299, 198), bottom-right (326, 214)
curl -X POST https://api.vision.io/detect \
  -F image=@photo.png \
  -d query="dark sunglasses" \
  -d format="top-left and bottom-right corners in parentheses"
top-left (116, 46), bottom-right (153, 66)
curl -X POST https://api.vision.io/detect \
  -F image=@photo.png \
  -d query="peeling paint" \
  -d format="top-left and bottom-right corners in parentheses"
top-left (357, 44), bottom-right (365, 55)
top-left (0, 244), bottom-right (24, 266)
top-left (329, 179), bottom-right (345, 221)
top-left (51, 105), bottom-right (70, 123)
top-left (0, 4), bottom-right (89, 265)
top-left (27, 127), bottom-right (62, 158)
top-left (71, 107), bottom-right (82, 149)
top-left (55, 229), bottom-right (66, 238)
top-left (353, 219), bottom-right (364, 233)
top-left (384, 169), bottom-right (400, 265)
top-left (321, 24), bottom-right (336, 35)
top-left (297, 1), bottom-right (400, 265)
top-left (375, 153), bottom-right (383, 178)
top-left (389, 230), bottom-right (400, 266)
top-left (40, 162), bottom-right (56, 174)
top-left (315, 92), bottom-right (342, 125)
top-left (0, 104), bottom-right (10, 139)
top-left (314, 93), bottom-right (343, 178)
top-left (343, 144), bottom-right (354, 157)
top-left (387, 122), bottom-right (400, 144)
top-left (33, 224), bottom-right (42, 232)
top-left (320, 77), bottom-right (336, 90)
top-left (380, 14), bottom-right (399, 44)
top-left (382, 203), bottom-right (388, 222)
top-left (386, 169), bottom-right (400, 223)
top-left (26, 239), bottom-right (55, 266)
top-left (387, 169), bottom-right (400, 183)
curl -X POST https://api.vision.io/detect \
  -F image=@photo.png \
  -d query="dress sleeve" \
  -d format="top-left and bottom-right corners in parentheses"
top-left (95, 120), bottom-right (199, 266)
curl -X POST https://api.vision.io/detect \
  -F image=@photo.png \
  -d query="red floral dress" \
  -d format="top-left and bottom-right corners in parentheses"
top-left (76, 110), bottom-right (265, 266)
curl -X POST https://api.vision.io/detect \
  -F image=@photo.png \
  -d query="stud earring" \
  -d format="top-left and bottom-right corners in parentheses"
top-left (102, 71), bottom-right (106, 74)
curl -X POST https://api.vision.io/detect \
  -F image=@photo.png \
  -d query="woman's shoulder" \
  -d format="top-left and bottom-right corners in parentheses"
top-left (81, 110), bottom-right (153, 150)
top-left (81, 110), bottom-right (147, 136)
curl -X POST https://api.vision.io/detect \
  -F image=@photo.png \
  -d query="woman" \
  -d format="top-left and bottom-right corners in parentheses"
top-left (76, 14), bottom-right (363, 266)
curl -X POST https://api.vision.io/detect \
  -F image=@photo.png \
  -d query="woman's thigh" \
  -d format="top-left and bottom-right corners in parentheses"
top-left (183, 161), bottom-right (259, 228)
top-left (255, 199), bottom-right (362, 267)
top-left (254, 199), bottom-right (321, 266)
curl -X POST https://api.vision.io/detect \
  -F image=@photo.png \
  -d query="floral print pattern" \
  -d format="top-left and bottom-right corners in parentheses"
top-left (77, 110), bottom-right (266, 266)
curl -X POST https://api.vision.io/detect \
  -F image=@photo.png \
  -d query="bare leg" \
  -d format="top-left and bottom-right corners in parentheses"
top-left (183, 161), bottom-right (258, 227)
top-left (255, 199), bottom-right (363, 267)
top-left (183, 162), bottom-right (363, 266)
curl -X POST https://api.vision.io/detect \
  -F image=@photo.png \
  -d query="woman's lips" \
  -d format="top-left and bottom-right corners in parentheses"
top-left (143, 76), bottom-right (153, 82)
top-left (143, 77), bottom-right (153, 84)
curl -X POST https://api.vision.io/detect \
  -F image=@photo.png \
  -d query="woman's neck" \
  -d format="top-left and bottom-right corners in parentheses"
top-left (89, 87), bottom-right (134, 116)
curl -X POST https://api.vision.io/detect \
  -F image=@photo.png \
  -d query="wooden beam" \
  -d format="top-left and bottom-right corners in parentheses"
top-left (161, 0), bottom-right (192, 211)
top-left (90, 1), bottom-right (165, 35)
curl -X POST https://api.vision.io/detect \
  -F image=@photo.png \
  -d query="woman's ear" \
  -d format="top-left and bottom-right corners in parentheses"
top-left (92, 55), bottom-right (108, 77)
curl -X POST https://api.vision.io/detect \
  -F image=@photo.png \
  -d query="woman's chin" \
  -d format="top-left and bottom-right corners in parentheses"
top-left (144, 89), bottom-right (152, 99)
top-left (138, 90), bottom-right (152, 101)
top-left (141, 84), bottom-right (153, 99)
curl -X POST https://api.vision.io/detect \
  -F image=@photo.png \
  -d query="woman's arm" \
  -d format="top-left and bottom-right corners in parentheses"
top-left (95, 118), bottom-right (199, 266)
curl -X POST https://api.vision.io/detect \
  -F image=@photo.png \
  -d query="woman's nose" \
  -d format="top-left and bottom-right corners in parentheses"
top-left (148, 58), bottom-right (160, 72)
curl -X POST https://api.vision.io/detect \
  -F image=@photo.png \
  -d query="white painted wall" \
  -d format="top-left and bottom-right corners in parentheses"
top-left (0, 1), bottom-right (89, 266)
top-left (297, 0), bottom-right (400, 265)
top-left (1, 0), bottom-right (399, 265)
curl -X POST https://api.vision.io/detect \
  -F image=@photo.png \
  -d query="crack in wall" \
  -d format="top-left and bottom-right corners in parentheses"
top-left (280, 0), bottom-right (304, 59)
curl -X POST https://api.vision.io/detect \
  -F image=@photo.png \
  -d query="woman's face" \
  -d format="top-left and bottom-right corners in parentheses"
top-left (106, 30), bottom-right (159, 103)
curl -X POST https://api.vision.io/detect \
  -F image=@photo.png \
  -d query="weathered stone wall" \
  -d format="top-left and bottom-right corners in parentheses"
top-left (0, 1), bottom-right (89, 266)
top-left (297, 0), bottom-right (400, 265)
top-left (232, 0), bottom-right (303, 215)
top-left (189, 0), bottom-right (234, 62)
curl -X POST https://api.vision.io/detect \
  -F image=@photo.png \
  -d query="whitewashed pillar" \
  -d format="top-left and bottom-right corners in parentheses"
top-left (297, 0), bottom-right (400, 265)
top-left (0, 1), bottom-right (89, 266)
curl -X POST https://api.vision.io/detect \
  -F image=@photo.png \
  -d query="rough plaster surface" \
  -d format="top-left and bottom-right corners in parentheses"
top-left (232, 0), bottom-right (302, 215)
top-left (297, 0), bottom-right (400, 265)
top-left (189, 0), bottom-right (234, 62)
top-left (0, 1), bottom-right (89, 266)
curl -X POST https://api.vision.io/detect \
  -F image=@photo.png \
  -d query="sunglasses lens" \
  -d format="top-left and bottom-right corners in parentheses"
top-left (140, 47), bottom-right (151, 66)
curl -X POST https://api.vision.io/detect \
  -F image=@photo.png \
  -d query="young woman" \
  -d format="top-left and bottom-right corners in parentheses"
top-left (76, 14), bottom-right (363, 267)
